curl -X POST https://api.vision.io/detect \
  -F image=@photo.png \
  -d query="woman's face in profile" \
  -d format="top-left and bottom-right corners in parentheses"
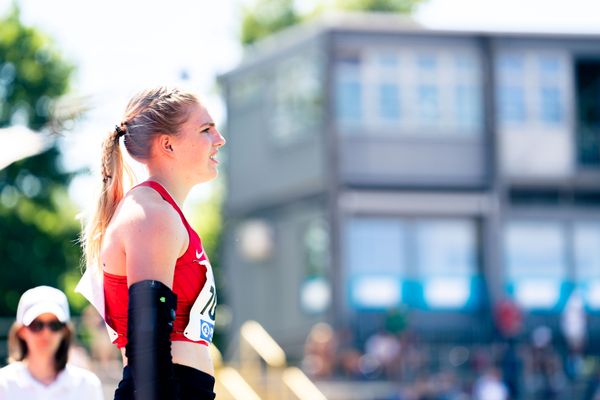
top-left (18, 313), bottom-right (65, 359)
top-left (170, 102), bottom-right (225, 184)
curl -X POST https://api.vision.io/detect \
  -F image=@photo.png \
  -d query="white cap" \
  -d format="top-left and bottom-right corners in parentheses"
top-left (16, 286), bottom-right (70, 326)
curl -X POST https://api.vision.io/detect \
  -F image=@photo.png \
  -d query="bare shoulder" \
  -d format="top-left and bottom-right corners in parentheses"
top-left (115, 186), bottom-right (187, 284)
top-left (118, 186), bottom-right (184, 240)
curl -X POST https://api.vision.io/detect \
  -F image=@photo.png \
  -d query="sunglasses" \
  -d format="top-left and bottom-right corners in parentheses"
top-left (27, 319), bottom-right (65, 333)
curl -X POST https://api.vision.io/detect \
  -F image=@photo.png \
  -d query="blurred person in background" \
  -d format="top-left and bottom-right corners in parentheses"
top-left (473, 367), bottom-right (508, 400)
top-left (561, 289), bottom-right (586, 382)
top-left (77, 86), bottom-right (225, 399)
top-left (525, 326), bottom-right (567, 400)
top-left (364, 327), bottom-right (401, 380)
top-left (302, 322), bottom-right (337, 379)
top-left (0, 286), bottom-right (102, 400)
top-left (81, 304), bottom-right (122, 380)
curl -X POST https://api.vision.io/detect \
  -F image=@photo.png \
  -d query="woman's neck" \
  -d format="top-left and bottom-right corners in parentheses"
top-left (24, 356), bottom-right (58, 386)
top-left (146, 173), bottom-right (191, 206)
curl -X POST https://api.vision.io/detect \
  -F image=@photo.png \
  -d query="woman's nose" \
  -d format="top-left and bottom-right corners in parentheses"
top-left (214, 130), bottom-right (226, 147)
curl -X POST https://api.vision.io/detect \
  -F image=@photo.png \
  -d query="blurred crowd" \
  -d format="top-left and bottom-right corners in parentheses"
top-left (301, 313), bottom-right (600, 400)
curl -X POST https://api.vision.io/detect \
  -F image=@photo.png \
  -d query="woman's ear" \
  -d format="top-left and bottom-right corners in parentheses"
top-left (157, 134), bottom-right (175, 156)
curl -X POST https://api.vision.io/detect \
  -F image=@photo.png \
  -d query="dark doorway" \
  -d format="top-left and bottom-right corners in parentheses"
top-left (576, 59), bottom-right (600, 167)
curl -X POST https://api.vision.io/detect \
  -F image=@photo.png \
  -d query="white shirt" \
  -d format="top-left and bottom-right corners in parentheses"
top-left (0, 362), bottom-right (103, 400)
top-left (473, 375), bottom-right (508, 400)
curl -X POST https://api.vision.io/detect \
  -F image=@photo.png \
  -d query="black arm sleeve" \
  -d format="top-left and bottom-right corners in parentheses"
top-left (126, 280), bottom-right (180, 400)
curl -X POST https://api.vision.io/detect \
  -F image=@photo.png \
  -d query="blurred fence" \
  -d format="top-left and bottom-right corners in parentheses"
top-left (0, 317), bottom-right (11, 364)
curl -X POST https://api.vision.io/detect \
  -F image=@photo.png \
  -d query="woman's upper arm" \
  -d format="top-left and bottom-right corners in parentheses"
top-left (121, 200), bottom-right (186, 288)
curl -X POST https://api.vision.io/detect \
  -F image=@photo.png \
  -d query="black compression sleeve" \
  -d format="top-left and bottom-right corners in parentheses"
top-left (126, 280), bottom-right (180, 400)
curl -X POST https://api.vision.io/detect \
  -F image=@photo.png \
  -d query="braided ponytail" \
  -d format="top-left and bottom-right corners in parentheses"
top-left (81, 126), bottom-right (133, 270)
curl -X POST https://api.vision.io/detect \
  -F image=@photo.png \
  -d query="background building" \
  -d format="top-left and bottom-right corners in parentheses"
top-left (219, 13), bottom-right (600, 358)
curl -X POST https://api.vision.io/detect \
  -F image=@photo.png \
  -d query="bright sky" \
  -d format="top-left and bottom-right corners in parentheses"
top-left (2, 0), bottom-right (600, 209)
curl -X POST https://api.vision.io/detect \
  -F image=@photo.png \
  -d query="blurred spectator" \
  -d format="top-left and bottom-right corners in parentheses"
top-left (499, 338), bottom-right (522, 400)
top-left (81, 304), bottom-right (122, 380)
top-left (432, 369), bottom-right (467, 400)
top-left (398, 331), bottom-right (428, 383)
top-left (0, 286), bottom-right (102, 400)
top-left (364, 328), bottom-right (401, 379)
top-left (473, 367), bottom-right (509, 400)
top-left (494, 299), bottom-right (523, 339)
top-left (525, 325), bottom-right (568, 399)
top-left (302, 322), bottom-right (337, 379)
top-left (336, 326), bottom-right (364, 379)
top-left (562, 289), bottom-right (586, 382)
top-left (584, 369), bottom-right (600, 400)
top-left (562, 289), bottom-right (586, 352)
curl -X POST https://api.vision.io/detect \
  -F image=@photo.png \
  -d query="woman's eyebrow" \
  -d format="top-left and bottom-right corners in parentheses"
top-left (199, 122), bottom-right (215, 129)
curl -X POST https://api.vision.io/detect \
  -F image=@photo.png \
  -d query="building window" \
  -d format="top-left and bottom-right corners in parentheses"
top-left (416, 53), bottom-right (440, 124)
top-left (453, 55), bottom-right (482, 131)
top-left (455, 85), bottom-right (480, 128)
top-left (336, 56), bottom-right (362, 124)
top-left (270, 50), bottom-right (324, 146)
top-left (345, 218), bottom-right (405, 309)
top-left (575, 59), bottom-right (600, 167)
top-left (338, 47), bottom-right (483, 134)
top-left (337, 81), bottom-right (362, 120)
top-left (574, 223), bottom-right (600, 309)
top-left (496, 51), bottom-right (567, 128)
top-left (418, 54), bottom-right (437, 71)
top-left (415, 219), bottom-right (479, 309)
top-left (497, 54), bottom-right (527, 124)
top-left (504, 222), bottom-right (567, 309)
top-left (378, 83), bottom-right (400, 121)
top-left (378, 53), bottom-right (398, 68)
top-left (538, 56), bottom-right (564, 125)
top-left (499, 86), bottom-right (527, 123)
top-left (344, 217), bottom-right (480, 311)
top-left (540, 86), bottom-right (563, 123)
top-left (301, 218), bottom-right (331, 314)
top-left (417, 85), bottom-right (439, 122)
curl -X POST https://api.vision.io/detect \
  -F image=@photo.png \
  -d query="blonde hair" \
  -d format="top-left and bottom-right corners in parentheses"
top-left (81, 87), bottom-right (200, 270)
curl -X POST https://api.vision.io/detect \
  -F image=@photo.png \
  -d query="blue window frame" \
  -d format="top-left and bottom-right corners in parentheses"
top-left (574, 223), bottom-right (600, 309)
top-left (504, 222), bottom-right (568, 310)
top-left (497, 54), bottom-right (526, 125)
top-left (415, 220), bottom-right (479, 309)
top-left (418, 54), bottom-right (437, 71)
top-left (540, 86), bottom-right (563, 124)
top-left (499, 86), bottom-right (526, 123)
top-left (345, 218), bottom-right (405, 310)
top-left (378, 53), bottom-right (398, 68)
top-left (336, 57), bottom-right (362, 123)
top-left (418, 85), bottom-right (439, 122)
top-left (378, 83), bottom-right (400, 120)
top-left (499, 55), bottom-right (524, 74)
top-left (336, 80), bottom-right (362, 121)
top-left (455, 85), bottom-right (480, 128)
top-left (344, 217), bottom-right (481, 311)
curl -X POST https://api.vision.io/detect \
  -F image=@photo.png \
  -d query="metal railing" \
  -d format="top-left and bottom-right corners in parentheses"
top-left (213, 320), bottom-right (327, 400)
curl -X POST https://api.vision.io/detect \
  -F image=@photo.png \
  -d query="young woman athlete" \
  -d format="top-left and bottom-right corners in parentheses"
top-left (77, 87), bottom-right (225, 399)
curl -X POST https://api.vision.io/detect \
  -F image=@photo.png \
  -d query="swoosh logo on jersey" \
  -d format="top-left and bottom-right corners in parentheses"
top-left (196, 249), bottom-right (204, 259)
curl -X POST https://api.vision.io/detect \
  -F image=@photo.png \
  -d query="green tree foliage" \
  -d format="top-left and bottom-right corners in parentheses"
top-left (241, 0), bottom-right (301, 46)
top-left (0, 6), bottom-right (79, 315)
top-left (336, 0), bottom-right (422, 13)
top-left (241, 0), bottom-right (424, 45)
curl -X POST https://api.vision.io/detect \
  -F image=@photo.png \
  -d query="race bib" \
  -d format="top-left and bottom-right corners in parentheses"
top-left (184, 250), bottom-right (217, 343)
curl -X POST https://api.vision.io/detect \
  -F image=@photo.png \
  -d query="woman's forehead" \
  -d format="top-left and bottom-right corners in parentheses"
top-left (33, 312), bottom-right (60, 321)
top-left (188, 102), bottom-right (213, 126)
